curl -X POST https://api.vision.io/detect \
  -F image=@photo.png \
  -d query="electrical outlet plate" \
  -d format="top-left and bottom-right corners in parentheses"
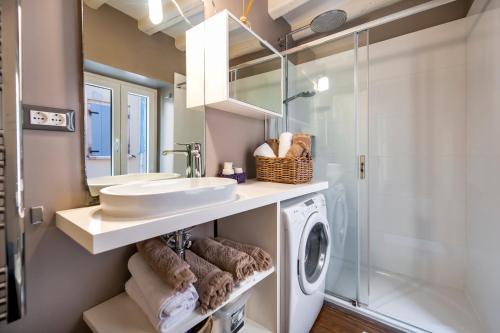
top-left (23, 104), bottom-right (75, 132)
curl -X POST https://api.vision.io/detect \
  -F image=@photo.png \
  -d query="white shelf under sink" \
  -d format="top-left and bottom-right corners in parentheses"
top-left (83, 267), bottom-right (275, 333)
top-left (56, 180), bottom-right (328, 254)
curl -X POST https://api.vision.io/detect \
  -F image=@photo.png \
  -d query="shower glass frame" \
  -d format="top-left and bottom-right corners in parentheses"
top-left (270, 30), bottom-right (370, 305)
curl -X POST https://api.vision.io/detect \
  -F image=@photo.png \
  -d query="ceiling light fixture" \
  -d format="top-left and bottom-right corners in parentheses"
top-left (148, 0), bottom-right (163, 25)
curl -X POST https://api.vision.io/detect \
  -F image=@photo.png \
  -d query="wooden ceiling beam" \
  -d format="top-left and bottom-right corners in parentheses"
top-left (268, 0), bottom-right (310, 19)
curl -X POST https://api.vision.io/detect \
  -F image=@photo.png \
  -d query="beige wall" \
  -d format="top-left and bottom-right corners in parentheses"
top-left (0, 1), bottom-right (287, 332)
top-left (203, 1), bottom-right (290, 177)
top-left (205, 109), bottom-right (265, 177)
top-left (83, 3), bottom-right (185, 83)
top-left (0, 1), bottom-right (134, 332)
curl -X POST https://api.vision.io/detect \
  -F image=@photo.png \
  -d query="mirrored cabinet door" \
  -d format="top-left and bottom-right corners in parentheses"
top-left (187, 10), bottom-right (284, 119)
top-left (227, 14), bottom-right (283, 116)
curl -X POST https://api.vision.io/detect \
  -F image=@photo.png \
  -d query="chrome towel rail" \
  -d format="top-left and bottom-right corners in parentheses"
top-left (0, 0), bottom-right (26, 323)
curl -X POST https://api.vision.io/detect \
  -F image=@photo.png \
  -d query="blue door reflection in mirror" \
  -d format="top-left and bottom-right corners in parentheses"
top-left (88, 102), bottom-right (112, 158)
top-left (85, 83), bottom-right (113, 178)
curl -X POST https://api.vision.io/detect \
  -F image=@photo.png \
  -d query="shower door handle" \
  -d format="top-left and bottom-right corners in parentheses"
top-left (359, 155), bottom-right (366, 180)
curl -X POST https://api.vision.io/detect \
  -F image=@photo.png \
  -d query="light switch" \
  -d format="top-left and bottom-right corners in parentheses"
top-left (30, 206), bottom-right (44, 225)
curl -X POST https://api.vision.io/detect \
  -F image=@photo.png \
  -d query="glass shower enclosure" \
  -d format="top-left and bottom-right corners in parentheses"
top-left (271, 31), bottom-right (370, 305)
top-left (269, 3), bottom-right (499, 331)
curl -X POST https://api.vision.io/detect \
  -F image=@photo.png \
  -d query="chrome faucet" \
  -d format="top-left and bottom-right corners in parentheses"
top-left (162, 143), bottom-right (203, 178)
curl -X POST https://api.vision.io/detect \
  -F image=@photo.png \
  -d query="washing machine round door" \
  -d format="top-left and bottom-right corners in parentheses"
top-left (298, 212), bottom-right (331, 295)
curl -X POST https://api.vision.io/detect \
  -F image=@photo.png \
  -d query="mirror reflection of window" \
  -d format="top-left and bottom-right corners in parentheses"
top-left (84, 73), bottom-right (157, 178)
top-left (82, 0), bottom-right (205, 193)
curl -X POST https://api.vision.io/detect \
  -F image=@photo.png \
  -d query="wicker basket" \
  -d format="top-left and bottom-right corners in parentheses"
top-left (256, 156), bottom-right (312, 184)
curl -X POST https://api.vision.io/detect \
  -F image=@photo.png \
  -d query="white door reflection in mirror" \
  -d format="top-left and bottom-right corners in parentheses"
top-left (121, 84), bottom-right (157, 175)
top-left (125, 93), bottom-right (148, 174)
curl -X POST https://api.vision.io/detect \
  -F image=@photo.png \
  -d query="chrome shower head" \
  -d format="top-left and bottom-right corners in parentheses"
top-left (310, 10), bottom-right (347, 33)
top-left (279, 9), bottom-right (347, 50)
top-left (283, 90), bottom-right (316, 104)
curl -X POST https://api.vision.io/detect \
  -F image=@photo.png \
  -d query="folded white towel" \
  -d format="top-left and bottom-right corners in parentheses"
top-left (253, 143), bottom-right (276, 158)
top-left (127, 253), bottom-right (198, 332)
top-left (278, 132), bottom-right (293, 157)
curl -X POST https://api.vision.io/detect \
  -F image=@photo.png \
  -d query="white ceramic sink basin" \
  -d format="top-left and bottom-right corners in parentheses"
top-left (87, 173), bottom-right (181, 197)
top-left (99, 177), bottom-right (238, 218)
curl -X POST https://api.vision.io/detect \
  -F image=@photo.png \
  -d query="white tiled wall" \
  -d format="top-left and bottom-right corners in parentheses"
top-left (368, 19), bottom-right (468, 289)
top-left (465, 1), bottom-right (500, 331)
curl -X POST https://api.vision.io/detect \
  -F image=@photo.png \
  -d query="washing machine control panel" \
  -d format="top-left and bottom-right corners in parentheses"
top-left (289, 195), bottom-right (326, 221)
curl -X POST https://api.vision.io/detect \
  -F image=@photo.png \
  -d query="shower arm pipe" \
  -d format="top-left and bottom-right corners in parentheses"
top-left (286, 24), bottom-right (310, 37)
top-left (281, 0), bottom-right (456, 55)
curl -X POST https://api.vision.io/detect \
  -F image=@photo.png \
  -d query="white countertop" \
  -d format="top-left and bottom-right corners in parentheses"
top-left (56, 180), bottom-right (328, 254)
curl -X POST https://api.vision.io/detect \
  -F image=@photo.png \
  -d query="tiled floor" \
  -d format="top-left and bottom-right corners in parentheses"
top-left (368, 270), bottom-right (484, 333)
top-left (326, 263), bottom-right (485, 333)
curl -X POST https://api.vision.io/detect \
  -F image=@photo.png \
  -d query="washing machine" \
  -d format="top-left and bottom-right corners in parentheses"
top-left (281, 193), bottom-right (331, 333)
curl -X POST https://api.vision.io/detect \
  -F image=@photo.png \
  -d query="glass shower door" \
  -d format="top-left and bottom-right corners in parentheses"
top-left (284, 31), bottom-right (369, 303)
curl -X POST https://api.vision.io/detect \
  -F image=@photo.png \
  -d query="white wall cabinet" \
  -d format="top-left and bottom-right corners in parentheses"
top-left (187, 10), bottom-right (284, 119)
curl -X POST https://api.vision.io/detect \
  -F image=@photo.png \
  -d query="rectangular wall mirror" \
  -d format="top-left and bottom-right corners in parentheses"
top-left (81, 0), bottom-right (205, 196)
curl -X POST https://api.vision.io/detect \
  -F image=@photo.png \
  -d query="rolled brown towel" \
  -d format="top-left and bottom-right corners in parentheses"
top-left (285, 141), bottom-right (308, 159)
top-left (265, 139), bottom-right (279, 157)
top-left (190, 238), bottom-right (257, 283)
top-left (137, 238), bottom-right (196, 293)
top-left (185, 250), bottom-right (234, 313)
top-left (215, 237), bottom-right (273, 272)
top-left (292, 133), bottom-right (312, 157)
